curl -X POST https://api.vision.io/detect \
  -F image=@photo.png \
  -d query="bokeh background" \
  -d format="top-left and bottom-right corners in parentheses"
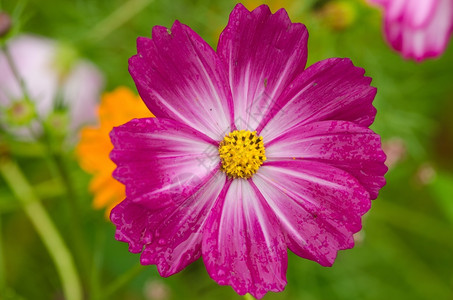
top-left (1, 0), bottom-right (453, 299)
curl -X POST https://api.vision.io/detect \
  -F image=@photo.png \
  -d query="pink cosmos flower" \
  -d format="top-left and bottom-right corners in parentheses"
top-left (110, 4), bottom-right (387, 298)
top-left (0, 35), bottom-right (103, 137)
top-left (369, 0), bottom-right (453, 61)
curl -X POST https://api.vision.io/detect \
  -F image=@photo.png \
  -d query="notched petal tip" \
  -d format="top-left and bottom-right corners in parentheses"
top-left (250, 3), bottom-right (272, 15)
top-left (151, 24), bottom-right (172, 40)
top-left (110, 199), bottom-right (152, 254)
top-left (230, 2), bottom-right (248, 13)
top-left (128, 37), bottom-right (152, 71)
top-left (318, 234), bottom-right (356, 267)
top-left (136, 36), bottom-right (153, 51)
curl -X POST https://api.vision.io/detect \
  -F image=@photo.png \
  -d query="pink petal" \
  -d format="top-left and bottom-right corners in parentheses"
top-left (202, 179), bottom-right (287, 299)
top-left (110, 118), bottom-right (219, 209)
top-left (218, 4), bottom-right (308, 131)
top-left (379, 0), bottom-right (408, 22)
top-left (0, 35), bottom-right (58, 116)
top-left (258, 58), bottom-right (377, 142)
top-left (110, 171), bottom-right (226, 272)
top-left (110, 198), bottom-right (154, 253)
top-left (63, 60), bottom-right (104, 131)
top-left (376, 0), bottom-right (453, 61)
top-left (253, 160), bottom-right (371, 266)
top-left (140, 171), bottom-right (227, 276)
top-left (404, 0), bottom-right (440, 28)
top-left (129, 21), bottom-right (234, 140)
top-left (265, 120), bottom-right (387, 199)
top-left (377, 0), bottom-right (440, 28)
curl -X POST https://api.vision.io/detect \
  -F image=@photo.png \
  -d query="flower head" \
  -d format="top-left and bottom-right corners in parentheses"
top-left (369, 0), bottom-right (453, 61)
top-left (0, 35), bottom-right (103, 138)
top-left (110, 4), bottom-right (387, 298)
top-left (76, 87), bottom-right (152, 214)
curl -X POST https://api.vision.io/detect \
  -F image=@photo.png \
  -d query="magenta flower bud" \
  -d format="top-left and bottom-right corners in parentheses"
top-left (369, 0), bottom-right (453, 61)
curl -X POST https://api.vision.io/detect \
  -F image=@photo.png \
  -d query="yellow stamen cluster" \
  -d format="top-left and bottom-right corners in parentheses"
top-left (218, 130), bottom-right (266, 179)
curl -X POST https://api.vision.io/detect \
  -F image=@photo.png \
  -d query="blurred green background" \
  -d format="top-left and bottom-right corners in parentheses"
top-left (1, 0), bottom-right (453, 299)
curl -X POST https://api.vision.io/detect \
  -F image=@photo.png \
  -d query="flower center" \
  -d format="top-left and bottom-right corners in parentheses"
top-left (218, 130), bottom-right (266, 179)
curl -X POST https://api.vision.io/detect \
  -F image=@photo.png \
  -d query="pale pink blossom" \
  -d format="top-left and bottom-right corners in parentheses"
top-left (0, 35), bottom-right (103, 137)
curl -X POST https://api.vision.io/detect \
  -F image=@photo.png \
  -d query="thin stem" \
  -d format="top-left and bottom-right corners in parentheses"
top-left (101, 263), bottom-right (145, 300)
top-left (1, 44), bottom-right (31, 103)
top-left (0, 158), bottom-right (82, 300)
top-left (1, 38), bottom-right (80, 206)
top-left (1, 41), bottom-right (91, 288)
top-left (0, 214), bottom-right (5, 294)
top-left (50, 151), bottom-right (92, 290)
top-left (89, 225), bottom-right (105, 300)
top-left (84, 0), bottom-right (155, 43)
top-left (51, 152), bottom-right (78, 206)
top-left (243, 294), bottom-right (255, 300)
top-left (1, 43), bottom-right (48, 142)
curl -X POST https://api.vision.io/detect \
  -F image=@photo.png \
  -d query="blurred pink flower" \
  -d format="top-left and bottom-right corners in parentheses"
top-left (0, 34), bottom-right (103, 137)
top-left (416, 162), bottom-right (436, 185)
top-left (382, 137), bottom-right (406, 168)
top-left (144, 279), bottom-right (170, 300)
top-left (369, 0), bottom-right (453, 61)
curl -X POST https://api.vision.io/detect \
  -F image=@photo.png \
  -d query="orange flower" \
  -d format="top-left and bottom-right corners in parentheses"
top-left (76, 87), bottom-right (153, 215)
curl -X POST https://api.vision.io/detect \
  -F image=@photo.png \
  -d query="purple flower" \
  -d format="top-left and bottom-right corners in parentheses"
top-left (369, 0), bottom-right (453, 61)
top-left (110, 4), bottom-right (387, 298)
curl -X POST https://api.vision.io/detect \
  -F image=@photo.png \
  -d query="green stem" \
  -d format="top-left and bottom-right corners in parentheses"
top-left (51, 152), bottom-right (78, 208)
top-left (243, 294), bottom-right (255, 300)
top-left (101, 263), bottom-right (145, 300)
top-left (0, 158), bottom-right (82, 300)
top-left (50, 151), bottom-right (92, 291)
top-left (0, 214), bottom-right (5, 294)
top-left (84, 0), bottom-right (155, 43)
top-left (1, 44), bottom-right (77, 205)
top-left (2, 41), bottom-right (91, 289)
top-left (89, 226), bottom-right (105, 300)
top-left (1, 44), bottom-right (31, 103)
